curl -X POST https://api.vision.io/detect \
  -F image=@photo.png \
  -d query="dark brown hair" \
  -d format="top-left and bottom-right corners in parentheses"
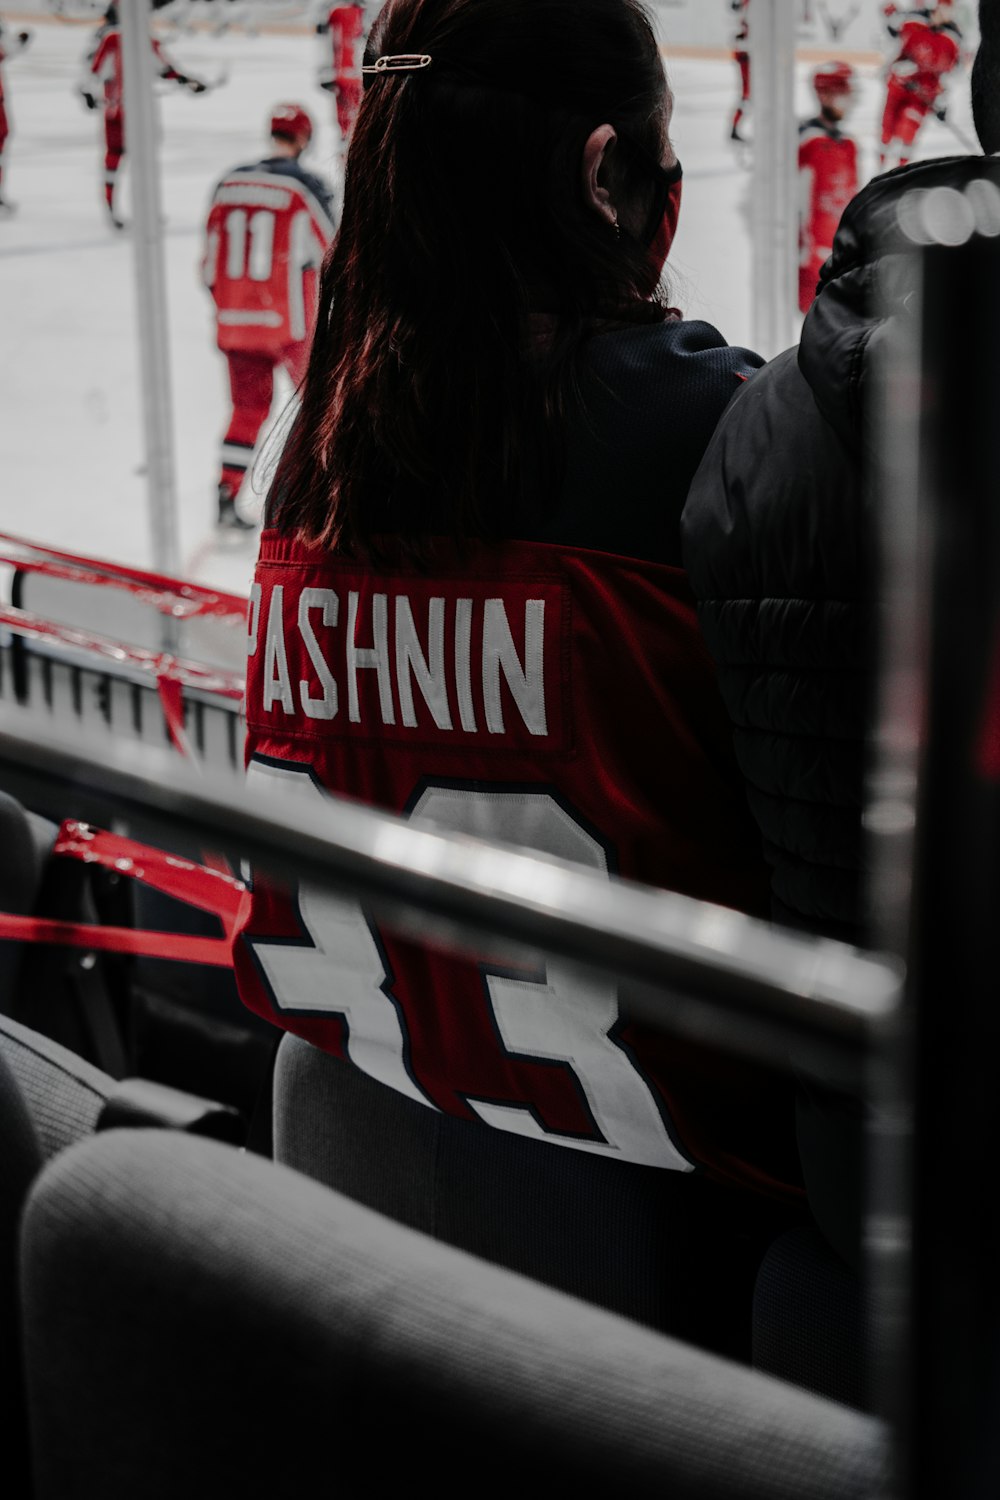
top-left (269, 0), bottom-right (669, 554)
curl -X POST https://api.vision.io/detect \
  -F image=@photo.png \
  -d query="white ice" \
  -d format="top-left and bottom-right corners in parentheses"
top-left (0, 18), bottom-right (980, 596)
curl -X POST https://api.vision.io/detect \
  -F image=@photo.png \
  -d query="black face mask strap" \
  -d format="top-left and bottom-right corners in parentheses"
top-left (618, 133), bottom-right (683, 245)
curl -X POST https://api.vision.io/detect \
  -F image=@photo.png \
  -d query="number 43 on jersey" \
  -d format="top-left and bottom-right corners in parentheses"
top-left (243, 759), bottom-right (693, 1172)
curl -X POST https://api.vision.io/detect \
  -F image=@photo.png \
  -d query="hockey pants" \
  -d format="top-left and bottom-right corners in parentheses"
top-left (104, 110), bottom-right (124, 214)
top-left (219, 345), bottom-right (309, 497)
top-left (335, 79), bottom-right (362, 143)
top-left (881, 84), bottom-right (931, 163)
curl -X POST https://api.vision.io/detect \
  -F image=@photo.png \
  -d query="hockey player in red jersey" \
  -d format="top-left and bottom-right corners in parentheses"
top-left (730, 0), bottom-right (751, 142)
top-left (81, 2), bottom-right (207, 228)
top-left (203, 104), bottom-right (336, 530)
top-left (317, 3), bottom-right (366, 152)
top-left (880, 3), bottom-right (962, 169)
top-left (798, 61), bottom-right (858, 314)
top-left (0, 18), bottom-right (31, 213)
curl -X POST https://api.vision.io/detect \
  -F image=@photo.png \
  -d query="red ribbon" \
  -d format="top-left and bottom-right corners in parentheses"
top-left (0, 531), bottom-right (248, 623)
top-left (0, 913), bottom-right (234, 967)
top-left (0, 822), bottom-right (249, 968)
top-left (53, 822), bottom-right (246, 927)
top-left (0, 603), bottom-right (245, 705)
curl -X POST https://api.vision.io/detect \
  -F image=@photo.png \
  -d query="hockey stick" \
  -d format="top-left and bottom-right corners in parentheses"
top-left (199, 67), bottom-right (230, 93)
top-left (160, 66), bottom-right (229, 96)
top-left (932, 112), bottom-right (979, 152)
top-left (899, 75), bottom-right (979, 152)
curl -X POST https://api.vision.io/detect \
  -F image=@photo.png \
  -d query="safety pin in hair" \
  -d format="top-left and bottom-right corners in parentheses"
top-left (362, 54), bottom-right (433, 75)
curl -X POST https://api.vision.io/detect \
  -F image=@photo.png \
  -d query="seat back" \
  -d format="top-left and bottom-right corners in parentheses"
top-left (0, 791), bottom-right (129, 1076)
top-left (0, 1013), bottom-right (112, 1160)
top-left (272, 1034), bottom-right (800, 1358)
top-left (21, 1129), bottom-right (888, 1500)
top-left (753, 1226), bottom-right (875, 1411)
top-left (0, 790), bottom-right (57, 1004)
top-left (0, 1046), bottom-right (42, 1495)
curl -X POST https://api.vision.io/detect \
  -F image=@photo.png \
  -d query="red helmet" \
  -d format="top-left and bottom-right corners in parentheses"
top-left (812, 60), bottom-right (855, 98)
top-left (269, 103), bottom-right (313, 144)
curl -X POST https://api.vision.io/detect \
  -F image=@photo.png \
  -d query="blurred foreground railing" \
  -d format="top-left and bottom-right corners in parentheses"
top-left (0, 711), bottom-right (899, 1080)
top-left (870, 198), bottom-right (1000, 1500)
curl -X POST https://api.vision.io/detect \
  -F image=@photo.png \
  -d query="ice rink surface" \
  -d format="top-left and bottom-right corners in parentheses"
top-left (0, 18), bottom-right (979, 595)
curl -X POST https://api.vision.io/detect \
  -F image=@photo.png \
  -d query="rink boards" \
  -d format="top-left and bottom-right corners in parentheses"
top-left (0, 561), bottom-right (247, 774)
top-left (0, 632), bottom-right (244, 771)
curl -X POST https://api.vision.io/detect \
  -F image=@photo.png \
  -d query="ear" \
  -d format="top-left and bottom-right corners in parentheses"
top-left (581, 124), bottom-right (619, 229)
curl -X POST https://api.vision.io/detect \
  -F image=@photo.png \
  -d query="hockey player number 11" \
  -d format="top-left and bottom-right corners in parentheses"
top-left (225, 208), bottom-right (276, 282)
top-left (245, 759), bottom-right (692, 1171)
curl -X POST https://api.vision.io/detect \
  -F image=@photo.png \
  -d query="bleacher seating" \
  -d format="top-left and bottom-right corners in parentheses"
top-left (753, 1226), bottom-right (874, 1411)
top-left (0, 1016), bottom-right (244, 1495)
top-left (19, 1127), bottom-right (889, 1500)
top-left (272, 1034), bottom-right (804, 1360)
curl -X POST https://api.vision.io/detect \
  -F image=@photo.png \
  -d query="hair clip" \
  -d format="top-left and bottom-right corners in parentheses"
top-left (362, 54), bottom-right (432, 75)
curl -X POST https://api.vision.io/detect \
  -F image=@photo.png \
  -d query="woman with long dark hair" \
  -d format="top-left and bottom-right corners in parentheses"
top-left (235, 0), bottom-right (802, 1354)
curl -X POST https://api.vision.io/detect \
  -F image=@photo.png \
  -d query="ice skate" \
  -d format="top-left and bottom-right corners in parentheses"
top-left (216, 484), bottom-right (255, 535)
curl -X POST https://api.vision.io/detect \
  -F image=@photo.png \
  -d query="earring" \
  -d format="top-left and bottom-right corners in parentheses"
top-left (611, 213), bottom-right (621, 238)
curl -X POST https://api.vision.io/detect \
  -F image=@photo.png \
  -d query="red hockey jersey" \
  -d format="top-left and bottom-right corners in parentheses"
top-left (234, 531), bottom-right (801, 1199)
top-left (889, 19), bottom-right (960, 106)
top-left (89, 26), bottom-right (180, 117)
top-left (203, 163), bottom-right (334, 354)
top-left (798, 119), bottom-right (858, 313)
top-left (327, 4), bottom-right (365, 84)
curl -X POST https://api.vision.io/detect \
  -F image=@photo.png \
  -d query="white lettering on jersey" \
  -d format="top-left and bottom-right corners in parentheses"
top-left (263, 585), bottom-right (295, 714)
top-left (395, 596), bottom-right (452, 730)
top-left (299, 588), bottom-right (339, 721)
top-left (254, 585), bottom-right (550, 739)
top-left (246, 765), bottom-right (692, 1170)
top-left (247, 582), bottom-right (262, 659)
top-left (225, 207), bottom-right (248, 280)
top-left (482, 597), bottom-right (546, 736)
top-left (246, 760), bottom-right (435, 1109)
top-left (454, 596), bottom-right (477, 732)
top-left (346, 590), bottom-right (395, 725)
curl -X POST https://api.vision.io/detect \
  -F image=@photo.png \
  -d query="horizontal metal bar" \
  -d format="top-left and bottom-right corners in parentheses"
top-left (0, 709), bottom-right (902, 1061)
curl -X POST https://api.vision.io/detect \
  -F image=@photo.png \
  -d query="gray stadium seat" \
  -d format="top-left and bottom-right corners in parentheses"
top-left (0, 1011), bottom-right (117, 1496)
top-left (0, 785), bottom-right (272, 1116)
top-left (0, 791), bottom-right (59, 1010)
top-left (753, 1226), bottom-right (875, 1411)
top-left (0, 791), bottom-right (128, 1077)
top-left (0, 1013), bottom-right (113, 1159)
top-left (272, 1035), bottom-right (803, 1358)
top-left (0, 1016), bottom-right (243, 1493)
top-left (0, 1045), bottom-right (44, 1496)
top-left (20, 1128), bottom-right (889, 1500)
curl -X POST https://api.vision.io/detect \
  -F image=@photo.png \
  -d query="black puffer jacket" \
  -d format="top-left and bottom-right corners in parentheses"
top-left (681, 153), bottom-right (1000, 948)
top-left (681, 154), bottom-right (1000, 1268)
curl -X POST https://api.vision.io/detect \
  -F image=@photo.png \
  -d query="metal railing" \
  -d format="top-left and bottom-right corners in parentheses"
top-left (0, 710), bottom-right (900, 1080)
